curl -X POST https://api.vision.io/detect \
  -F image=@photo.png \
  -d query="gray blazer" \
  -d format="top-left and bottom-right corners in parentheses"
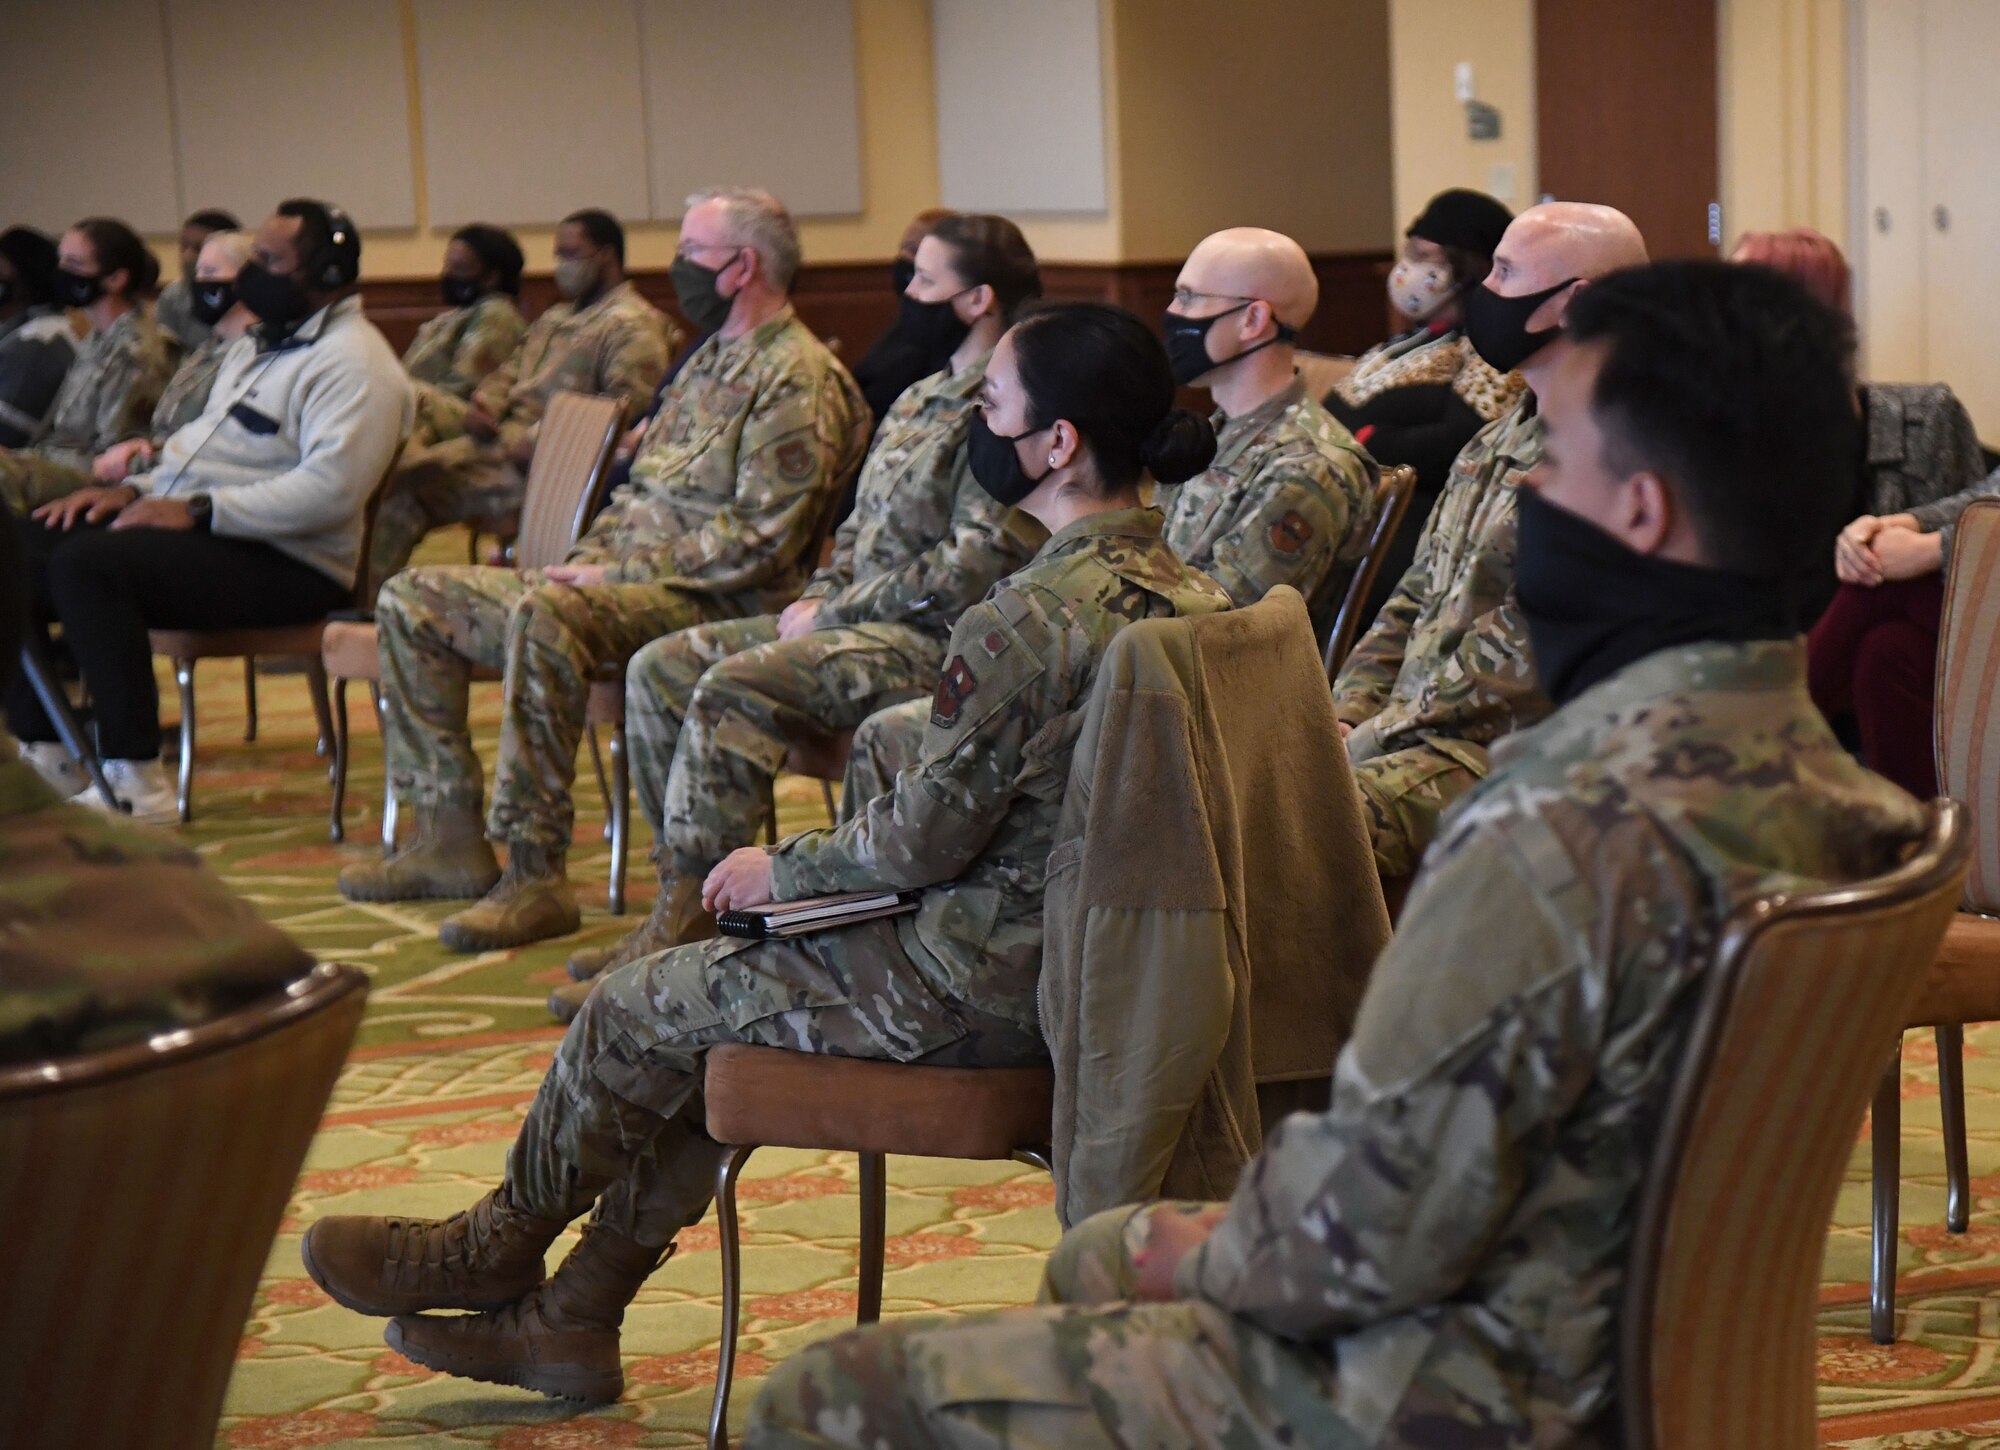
top-left (1863, 382), bottom-right (1993, 557)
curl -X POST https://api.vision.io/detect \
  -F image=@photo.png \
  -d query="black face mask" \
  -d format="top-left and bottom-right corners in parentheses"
top-left (189, 280), bottom-right (235, 326)
top-left (895, 290), bottom-right (972, 364)
top-left (670, 255), bottom-right (735, 333)
top-left (440, 273), bottom-right (482, 308)
top-left (1463, 276), bottom-right (1577, 373)
top-left (891, 254), bottom-right (917, 296)
top-left (236, 260), bottom-right (314, 331)
top-left (0, 278), bottom-right (13, 310)
top-left (1161, 302), bottom-right (1296, 387)
top-left (966, 412), bottom-right (1051, 506)
top-left (1513, 483), bottom-right (1795, 706)
top-left (55, 268), bottom-right (104, 309)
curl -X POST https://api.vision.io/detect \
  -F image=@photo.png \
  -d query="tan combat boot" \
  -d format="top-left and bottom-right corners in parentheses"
top-left (384, 1223), bottom-right (674, 1403)
top-left (300, 1184), bottom-right (564, 1317)
top-left (337, 804), bottom-right (501, 903)
top-left (438, 841), bottom-right (581, 952)
top-left (563, 866), bottom-right (714, 983)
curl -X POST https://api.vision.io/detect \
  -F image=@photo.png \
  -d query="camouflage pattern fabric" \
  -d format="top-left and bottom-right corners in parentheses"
top-left (369, 281), bottom-right (674, 582)
top-left (0, 732), bottom-right (309, 1064)
top-left (504, 914), bottom-right (1045, 1246)
top-left (401, 291), bottom-right (528, 447)
top-left (153, 277), bottom-right (209, 357)
top-left (0, 309), bottom-right (172, 513)
top-left (767, 507), bottom-right (1230, 1032)
top-left (624, 353), bottom-right (1034, 868)
top-left (147, 331), bottom-right (235, 445)
top-left (744, 638), bottom-right (1928, 1448)
top-left (1161, 374), bottom-right (1377, 612)
top-left (377, 308), bottom-right (866, 850)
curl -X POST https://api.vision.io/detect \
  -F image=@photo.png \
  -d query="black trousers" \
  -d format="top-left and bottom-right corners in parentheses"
top-left (7, 514), bottom-right (348, 760)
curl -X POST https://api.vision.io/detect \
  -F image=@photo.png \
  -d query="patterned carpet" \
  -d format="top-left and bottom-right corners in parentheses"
top-left (144, 534), bottom-right (2000, 1446)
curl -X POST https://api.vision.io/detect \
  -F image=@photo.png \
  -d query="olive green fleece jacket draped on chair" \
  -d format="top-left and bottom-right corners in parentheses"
top-left (1042, 585), bottom-right (1392, 1226)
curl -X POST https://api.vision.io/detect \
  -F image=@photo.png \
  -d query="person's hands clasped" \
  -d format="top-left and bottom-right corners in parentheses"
top-left (1867, 524), bottom-right (1945, 582)
top-left (1835, 513), bottom-right (1924, 587)
top-left (703, 847), bottom-right (775, 913)
top-left (91, 439), bottom-right (151, 484)
top-left (109, 496), bottom-right (196, 531)
top-left (1131, 1203), bottom-right (1229, 1301)
top-left (541, 563), bottom-right (608, 588)
top-left (462, 402), bottom-right (500, 441)
top-left (777, 598), bottom-right (821, 641)
top-left (34, 484), bottom-right (139, 531)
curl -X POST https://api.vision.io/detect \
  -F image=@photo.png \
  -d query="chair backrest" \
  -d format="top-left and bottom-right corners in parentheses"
top-left (350, 436), bottom-right (408, 608)
top-left (1293, 350), bottom-right (1355, 403)
top-left (513, 391), bottom-right (626, 572)
top-left (1618, 800), bottom-right (1966, 1450)
top-left (1936, 497), bottom-right (2000, 912)
top-left (1321, 463), bottom-right (1419, 679)
top-left (0, 961), bottom-right (366, 1450)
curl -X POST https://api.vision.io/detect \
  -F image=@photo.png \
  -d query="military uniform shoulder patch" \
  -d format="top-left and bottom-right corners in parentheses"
top-left (776, 437), bottom-right (815, 480)
top-left (932, 655), bottom-right (979, 728)
top-left (1269, 509), bottom-right (1313, 555)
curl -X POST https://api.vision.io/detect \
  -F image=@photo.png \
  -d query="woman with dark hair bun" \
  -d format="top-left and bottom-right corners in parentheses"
top-left (297, 302), bottom-right (1231, 1400)
top-left (401, 223), bottom-right (528, 446)
top-left (0, 217), bottom-right (172, 514)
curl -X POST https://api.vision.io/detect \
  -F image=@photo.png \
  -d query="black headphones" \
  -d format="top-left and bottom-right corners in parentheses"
top-left (293, 200), bottom-right (360, 290)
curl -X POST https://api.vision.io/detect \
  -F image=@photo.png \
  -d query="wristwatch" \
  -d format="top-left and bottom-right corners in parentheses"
top-left (185, 493), bottom-right (214, 531)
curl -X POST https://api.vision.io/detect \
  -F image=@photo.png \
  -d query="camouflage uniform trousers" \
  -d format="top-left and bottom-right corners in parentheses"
top-left (505, 915), bottom-right (1045, 1246)
top-left (744, 1200), bottom-right (1360, 1449)
top-left (0, 451), bottom-right (91, 516)
top-left (838, 695), bottom-right (931, 821)
top-left (627, 615), bottom-right (941, 869)
top-left (376, 564), bottom-right (727, 852)
top-left (369, 436), bottom-right (527, 583)
top-left (1349, 740), bottom-right (1485, 882)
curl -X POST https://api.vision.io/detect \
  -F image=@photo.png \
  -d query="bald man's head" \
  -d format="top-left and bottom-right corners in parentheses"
top-left (1493, 203), bottom-right (1648, 297)
top-left (1176, 227), bottom-right (1319, 329)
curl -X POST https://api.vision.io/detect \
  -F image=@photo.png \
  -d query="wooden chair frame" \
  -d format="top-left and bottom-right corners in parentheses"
top-left (1322, 464), bottom-right (1419, 679)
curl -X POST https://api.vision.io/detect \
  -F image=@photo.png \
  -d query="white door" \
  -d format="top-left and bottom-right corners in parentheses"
top-left (1852, 0), bottom-right (1926, 385)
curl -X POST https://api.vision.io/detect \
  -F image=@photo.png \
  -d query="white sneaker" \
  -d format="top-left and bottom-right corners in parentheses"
top-left (17, 741), bottom-right (90, 800)
top-left (80, 757), bottom-right (181, 827)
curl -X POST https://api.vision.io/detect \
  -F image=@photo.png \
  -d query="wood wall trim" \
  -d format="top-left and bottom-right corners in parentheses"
top-left (360, 253), bottom-right (1396, 365)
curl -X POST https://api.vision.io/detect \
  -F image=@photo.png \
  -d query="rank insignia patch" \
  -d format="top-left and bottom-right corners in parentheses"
top-left (931, 655), bottom-right (978, 727)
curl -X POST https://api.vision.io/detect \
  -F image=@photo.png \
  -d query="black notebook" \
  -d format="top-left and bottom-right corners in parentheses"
top-left (716, 890), bottom-right (921, 940)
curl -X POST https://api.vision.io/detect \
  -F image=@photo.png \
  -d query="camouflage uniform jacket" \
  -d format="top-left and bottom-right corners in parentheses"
top-left (402, 291), bottom-right (527, 410)
top-left (147, 331), bottom-right (236, 444)
top-left (28, 308), bottom-right (172, 475)
top-left (1333, 396), bottom-right (1549, 765)
top-left (465, 280), bottom-right (674, 452)
top-left (1163, 375), bottom-right (1377, 609)
top-left (1180, 639), bottom-right (1925, 1440)
top-left (796, 351), bottom-right (1036, 633)
top-left (768, 507), bottom-right (1231, 1029)
top-left (567, 306), bottom-right (869, 610)
top-left (153, 276), bottom-right (209, 356)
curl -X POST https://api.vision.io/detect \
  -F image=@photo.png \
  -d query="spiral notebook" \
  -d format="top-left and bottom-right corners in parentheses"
top-left (715, 890), bottom-right (922, 940)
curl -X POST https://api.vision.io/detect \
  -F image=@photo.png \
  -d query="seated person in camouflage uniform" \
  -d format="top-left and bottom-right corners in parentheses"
top-left (0, 227), bottom-right (79, 450)
top-left (0, 218), bottom-right (172, 516)
top-left (302, 302), bottom-right (1232, 1404)
top-left (1334, 201), bottom-right (1647, 882)
top-left (153, 207), bottom-right (240, 359)
top-left (337, 188), bottom-right (868, 953)
top-left (368, 209), bottom-right (675, 582)
top-left (743, 261), bottom-right (1928, 1450)
top-left (838, 224), bottom-right (1377, 813)
top-left (550, 213), bottom-right (1047, 1020)
top-left (399, 224), bottom-right (528, 463)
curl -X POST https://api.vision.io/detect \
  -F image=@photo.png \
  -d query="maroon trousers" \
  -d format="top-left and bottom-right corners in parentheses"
top-left (1807, 575), bottom-right (1945, 799)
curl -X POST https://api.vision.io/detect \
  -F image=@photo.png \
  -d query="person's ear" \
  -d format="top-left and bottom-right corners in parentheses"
top-left (958, 282), bottom-right (994, 322)
top-left (1047, 419), bottom-right (1082, 473)
top-left (1241, 298), bottom-right (1275, 344)
top-left (1623, 470), bottom-right (1676, 555)
top-left (103, 267), bottom-right (131, 299)
top-left (1536, 277), bottom-right (1587, 333)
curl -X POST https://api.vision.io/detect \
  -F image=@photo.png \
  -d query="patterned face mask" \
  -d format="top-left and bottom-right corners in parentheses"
top-left (1388, 260), bottom-right (1456, 322)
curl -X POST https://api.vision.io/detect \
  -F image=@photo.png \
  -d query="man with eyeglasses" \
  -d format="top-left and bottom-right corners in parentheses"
top-left (369, 208), bottom-right (676, 581)
top-left (339, 187), bottom-right (870, 955)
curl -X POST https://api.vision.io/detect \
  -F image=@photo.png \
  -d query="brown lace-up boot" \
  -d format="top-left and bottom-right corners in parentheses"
top-left (337, 804), bottom-right (500, 903)
top-left (437, 840), bottom-right (581, 951)
top-left (385, 1223), bottom-right (674, 1402)
top-left (563, 864), bottom-right (713, 983)
top-left (300, 1184), bottom-right (565, 1317)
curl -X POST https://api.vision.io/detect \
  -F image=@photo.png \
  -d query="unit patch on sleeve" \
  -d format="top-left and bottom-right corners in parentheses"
top-left (1270, 509), bottom-right (1313, 556)
top-left (931, 655), bottom-right (979, 728)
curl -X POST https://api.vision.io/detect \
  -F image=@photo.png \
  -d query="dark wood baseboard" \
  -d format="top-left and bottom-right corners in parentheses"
top-left (360, 252), bottom-right (1395, 369)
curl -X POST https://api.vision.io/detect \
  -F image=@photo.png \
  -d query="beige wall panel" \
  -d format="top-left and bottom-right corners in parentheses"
top-left (638, 0), bottom-right (864, 220)
top-left (164, 0), bottom-right (416, 229)
top-left (1388, 0), bottom-right (1536, 231)
top-left (0, 0), bottom-right (181, 234)
top-left (413, 0), bottom-right (650, 227)
top-left (932, 0), bottom-right (1111, 215)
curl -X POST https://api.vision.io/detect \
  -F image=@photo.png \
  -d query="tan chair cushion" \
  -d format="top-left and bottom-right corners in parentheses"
top-left (1907, 911), bottom-right (2000, 1026)
top-left (321, 621), bottom-right (382, 682)
top-left (703, 1044), bottom-right (1053, 1159)
top-left (151, 623), bottom-right (326, 661)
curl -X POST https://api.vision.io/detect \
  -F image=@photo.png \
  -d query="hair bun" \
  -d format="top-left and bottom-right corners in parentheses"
top-left (1141, 407), bottom-right (1217, 485)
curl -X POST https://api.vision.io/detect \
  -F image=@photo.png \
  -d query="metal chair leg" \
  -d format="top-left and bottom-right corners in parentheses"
top-left (20, 638), bottom-right (119, 810)
top-left (1872, 1040), bottom-right (1905, 1343)
top-left (372, 682), bottom-right (397, 854)
top-left (329, 677), bottom-right (350, 842)
top-left (820, 778), bottom-right (838, 825)
top-left (306, 656), bottom-right (335, 762)
top-left (242, 657), bottom-right (258, 742)
top-left (174, 659), bottom-right (196, 823)
top-left (857, 1150), bottom-right (886, 1326)
top-left (586, 723), bottom-right (612, 843)
top-left (709, 1143), bottom-right (755, 1450)
top-left (608, 724), bottom-right (630, 914)
top-left (764, 802), bottom-right (778, 846)
top-left (1011, 1146), bottom-right (1055, 1176)
top-left (1939, 1023), bottom-right (1971, 1233)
